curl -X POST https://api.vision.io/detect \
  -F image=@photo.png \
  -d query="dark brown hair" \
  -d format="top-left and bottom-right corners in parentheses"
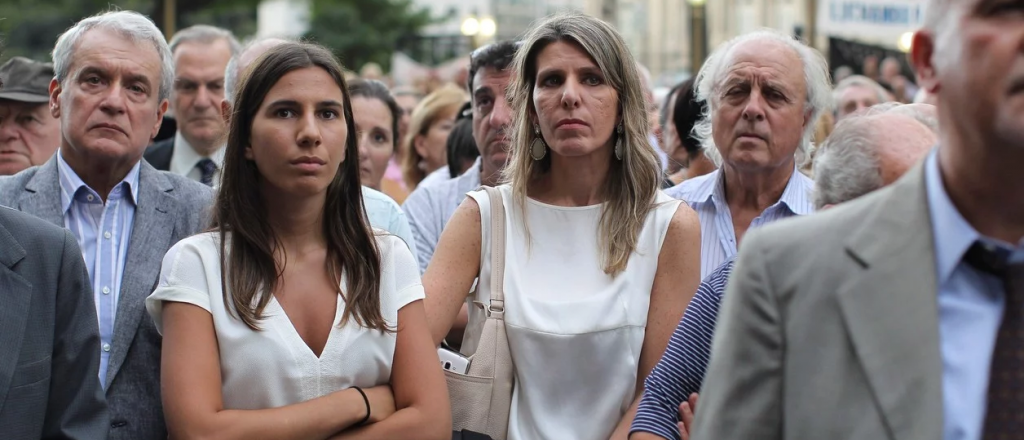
top-left (213, 42), bottom-right (387, 332)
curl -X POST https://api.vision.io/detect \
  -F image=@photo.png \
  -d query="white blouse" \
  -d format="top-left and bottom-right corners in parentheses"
top-left (466, 185), bottom-right (681, 440)
top-left (145, 232), bottom-right (424, 409)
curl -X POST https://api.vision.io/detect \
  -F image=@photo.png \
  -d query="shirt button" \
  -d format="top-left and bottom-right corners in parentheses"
top-left (103, 231), bottom-right (112, 239)
top-left (102, 343), bottom-right (111, 352)
top-left (86, 194), bottom-right (95, 201)
top-left (102, 286), bottom-right (110, 295)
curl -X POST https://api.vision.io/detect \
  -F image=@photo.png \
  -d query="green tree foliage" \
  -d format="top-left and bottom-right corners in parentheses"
top-left (0, 0), bottom-right (259, 64)
top-left (304, 0), bottom-right (433, 73)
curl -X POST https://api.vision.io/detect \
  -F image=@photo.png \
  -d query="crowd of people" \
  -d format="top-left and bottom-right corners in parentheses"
top-left (0, 0), bottom-right (1021, 439)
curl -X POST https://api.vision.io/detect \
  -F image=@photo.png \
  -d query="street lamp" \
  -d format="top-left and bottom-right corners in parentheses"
top-left (897, 31), bottom-right (914, 53)
top-left (688, 0), bottom-right (708, 74)
top-left (462, 15), bottom-right (496, 49)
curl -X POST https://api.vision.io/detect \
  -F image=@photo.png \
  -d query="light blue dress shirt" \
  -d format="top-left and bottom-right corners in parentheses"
top-left (57, 151), bottom-right (139, 386)
top-left (925, 149), bottom-right (1024, 440)
top-left (665, 166), bottom-right (815, 280)
top-left (361, 186), bottom-right (417, 262)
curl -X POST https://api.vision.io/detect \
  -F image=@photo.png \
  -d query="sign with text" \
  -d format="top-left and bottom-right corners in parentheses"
top-left (818, 0), bottom-right (927, 46)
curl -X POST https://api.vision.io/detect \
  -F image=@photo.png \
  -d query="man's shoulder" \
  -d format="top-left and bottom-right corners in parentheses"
top-left (0, 205), bottom-right (67, 250)
top-left (742, 186), bottom-right (894, 271)
top-left (0, 166), bottom-right (43, 205)
top-left (143, 138), bottom-right (175, 170)
top-left (666, 170), bottom-right (718, 201)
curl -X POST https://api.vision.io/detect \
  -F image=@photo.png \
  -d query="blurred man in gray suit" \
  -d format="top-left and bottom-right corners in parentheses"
top-left (0, 10), bottom-right (213, 440)
top-left (691, 0), bottom-right (1024, 439)
top-left (0, 206), bottom-right (108, 439)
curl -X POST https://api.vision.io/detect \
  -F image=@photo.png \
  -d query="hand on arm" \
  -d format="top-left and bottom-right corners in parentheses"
top-left (161, 302), bottom-right (388, 440)
top-left (612, 205), bottom-right (703, 440)
top-left (423, 198), bottom-right (482, 346)
top-left (329, 300), bottom-right (451, 440)
top-left (678, 393), bottom-right (698, 440)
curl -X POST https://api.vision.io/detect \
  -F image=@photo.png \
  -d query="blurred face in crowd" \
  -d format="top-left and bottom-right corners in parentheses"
top-left (532, 40), bottom-right (619, 159)
top-left (874, 114), bottom-right (936, 184)
top-left (50, 28), bottom-right (168, 170)
top-left (661, 90), bottom-right (684, 163)
top-left (394, 93), bottom-right (419, 148)
top-left (0, 99), bottom-right (61, 175)
top-left (352, 96), bottom-right (394, 189)
top-left (914, 0), bottom-right (1024, 150)
top-left (472, 65), bottom-right (513, 179)
top-left (172, 38), bottom-right (232, 155)
top-left (836, 84), bottom-right (881, 121)
top-left (413, 107), bottom-right (457, 173)
top-left (247, 67), bottom-right (347, 197)
top-left (711, 39), bottom-right (809, 173)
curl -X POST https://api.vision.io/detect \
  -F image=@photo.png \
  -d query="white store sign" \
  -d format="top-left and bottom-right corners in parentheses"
top-left (817, 0), bottom-right (927, 46)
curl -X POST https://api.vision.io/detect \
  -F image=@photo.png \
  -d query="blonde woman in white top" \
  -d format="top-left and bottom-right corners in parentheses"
top-left (146, 43), bottom-right (449, 439)
top-left (424, 12), bottom-right (702, 440)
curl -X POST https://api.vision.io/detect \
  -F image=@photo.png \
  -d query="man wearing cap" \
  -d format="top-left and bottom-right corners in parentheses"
top-left (0, 57), bottom-right (61, 176)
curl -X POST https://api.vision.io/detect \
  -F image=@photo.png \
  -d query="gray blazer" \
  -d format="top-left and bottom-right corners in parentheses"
top-left (0, 157), bottom-right (214, 440)
top-left (691, 163), bottom-right (944, 440)
top-left (0, 206), bottom-right (109, 440)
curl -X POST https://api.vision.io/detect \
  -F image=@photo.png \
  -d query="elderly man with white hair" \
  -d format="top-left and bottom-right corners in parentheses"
top-left (0, 11), bottom-right (213, 440)
top-left (628, 103), bottom-right (937, 440)
top-left (832, 74), bottom-right (892, 121)
top-left (665, 29), bottom-right (831, 280)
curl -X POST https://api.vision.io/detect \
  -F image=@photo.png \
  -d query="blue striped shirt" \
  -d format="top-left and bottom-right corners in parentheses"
top-left (665, 167), bottom-right (815, 280)
top-left (630, 260), bottom-right (735, 440)
top-left (57, 152), bottom-right (139, 385)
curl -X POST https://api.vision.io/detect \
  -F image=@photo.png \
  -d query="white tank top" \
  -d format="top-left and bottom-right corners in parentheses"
top-left (465, 185), bottom-right (681, 440)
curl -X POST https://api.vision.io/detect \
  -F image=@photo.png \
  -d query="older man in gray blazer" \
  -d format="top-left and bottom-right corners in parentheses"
top-left (691, 0), bottom-right (1024, 439)
top-left (0, 11), bottom-right (212, 440)
top-left (0, 205), bottom-right (109, 439)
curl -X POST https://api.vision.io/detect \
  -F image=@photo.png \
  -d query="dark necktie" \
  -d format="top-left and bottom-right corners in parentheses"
top-left (965, 241), bottom-right (1024, 439)
top-left (196, 158), bottom-right (217, 187)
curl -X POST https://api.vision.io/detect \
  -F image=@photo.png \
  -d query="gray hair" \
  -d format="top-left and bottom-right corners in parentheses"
top-left (833, 75), bottom-right (890, 109)
top-left (169, 25), bottom-right (241, 57)
top-left (692, 29), bottom-right (833, 168)
top-left (812, 115), bottom-right (884, 209)
top-left (52, 10), bottom-right (174, 102)
top-left (224, 37), bottom-right (291, 105)
top-left (863, 102), bottom-right (939, 134)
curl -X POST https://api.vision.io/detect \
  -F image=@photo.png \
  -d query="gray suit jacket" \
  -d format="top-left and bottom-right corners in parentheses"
top-left (0, 206), bottom-right (109, 440)
top-left (0, 156), bottom-right (214, 440)
top-left (691, 163), bottom-right (944, 440)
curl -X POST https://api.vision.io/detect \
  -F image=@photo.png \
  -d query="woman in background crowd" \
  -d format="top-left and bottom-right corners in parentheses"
top-left (348, 79), bottom-right (400, 191)
top-left (424, 12), bottom-right (701, 440)
top-left (147, 42), bottom-right (449, 440)
top-left (662, 79), bottom-right (715, 186)
top-left (401, 84), bottom-right (468, 189)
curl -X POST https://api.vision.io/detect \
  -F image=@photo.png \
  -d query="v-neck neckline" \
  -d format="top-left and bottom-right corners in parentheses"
top-left (267, 293), bottom-right (344, 361)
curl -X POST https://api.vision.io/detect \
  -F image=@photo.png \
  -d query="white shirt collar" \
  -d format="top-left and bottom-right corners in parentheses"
top-left (169, 131), bottom-right (226, 177)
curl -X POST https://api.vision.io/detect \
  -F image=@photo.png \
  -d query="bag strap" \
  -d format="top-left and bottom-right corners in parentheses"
top-left (482, 186), bottom-right (506, 315)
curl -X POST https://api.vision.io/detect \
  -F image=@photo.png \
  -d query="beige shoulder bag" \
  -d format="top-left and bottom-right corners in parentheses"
top-left (445, 186), bottom-right (514, 440)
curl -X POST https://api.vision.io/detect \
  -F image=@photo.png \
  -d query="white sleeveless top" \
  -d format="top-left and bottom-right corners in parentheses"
top-left (145, 232), bottom-right (424, 409)
top-left (466, 185), bottom-right (681, 440)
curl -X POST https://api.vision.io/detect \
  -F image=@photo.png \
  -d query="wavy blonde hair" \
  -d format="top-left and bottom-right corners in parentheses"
top-left (505, 11), bottom-right (661, 277)
top-left (401, 84), bottom-right (468, 187)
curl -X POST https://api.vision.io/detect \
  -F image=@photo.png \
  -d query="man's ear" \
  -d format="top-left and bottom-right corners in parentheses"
top-left (49, 79), bottom-right (62, 119)
top-left (151, 99), bottom-right (169, 141)
top-left (910, 30), bottom-right (940, 94)
top-left (221, 100), bottom-right (232, 124)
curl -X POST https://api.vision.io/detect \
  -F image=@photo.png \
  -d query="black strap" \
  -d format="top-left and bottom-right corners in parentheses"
top-left (352, 386), bottom-right (371, 426)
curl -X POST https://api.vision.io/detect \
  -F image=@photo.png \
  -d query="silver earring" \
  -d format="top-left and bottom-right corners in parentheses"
top-left (531, 124), bottom-right (548, 161)
top-left (614, 124), bottom-right (624, 160)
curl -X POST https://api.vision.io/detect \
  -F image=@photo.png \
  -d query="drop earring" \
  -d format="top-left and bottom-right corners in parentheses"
top-left (530, 124), bottom-right (548, 161)
top-left (614, 124), bottom-right (624, 160)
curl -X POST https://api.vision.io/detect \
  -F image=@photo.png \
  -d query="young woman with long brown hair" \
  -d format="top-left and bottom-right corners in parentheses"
top-left (146, 42), bottom-right (449, 440)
